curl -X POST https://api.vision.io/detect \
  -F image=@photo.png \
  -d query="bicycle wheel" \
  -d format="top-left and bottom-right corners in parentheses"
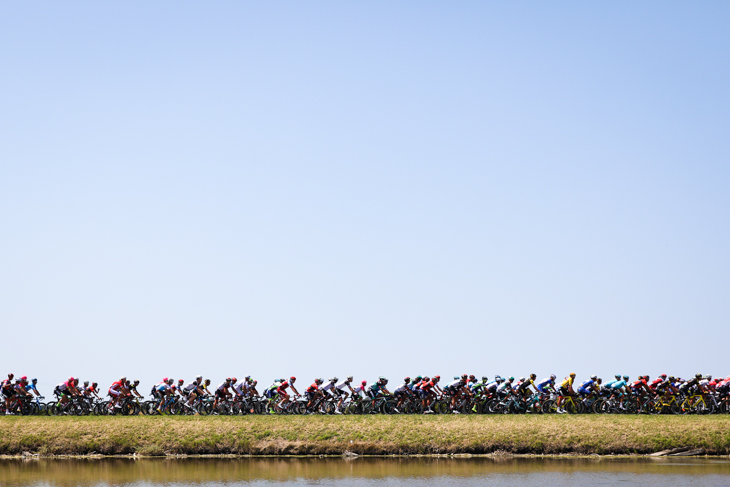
top-left (542, 399), bottom-right (557, 414)
top-left (383, 400), bottom-right (398, 414)
top-left (435, 400), bottom-right (451, 414)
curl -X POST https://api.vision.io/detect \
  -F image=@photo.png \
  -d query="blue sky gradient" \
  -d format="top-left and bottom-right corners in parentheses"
top-left (1, 2), bottom-right (728, 391)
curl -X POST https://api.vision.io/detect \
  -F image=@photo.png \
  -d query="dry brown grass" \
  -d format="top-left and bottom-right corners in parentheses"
top-left (1, 415), bottom-right (729, 456)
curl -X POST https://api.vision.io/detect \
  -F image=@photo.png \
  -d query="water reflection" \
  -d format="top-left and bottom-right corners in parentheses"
top-left (1, 457), bottom-right (729, 487)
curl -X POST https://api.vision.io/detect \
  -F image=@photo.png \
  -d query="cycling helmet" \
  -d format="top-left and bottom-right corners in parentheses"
top-left (569, 373), bottom-right (576, 378)
top-left (550, 374), bottom-right (556, 380)
top-left (226, 377), bottom-right (231, 382)
top-left (423, 376), bottom-right (430, 382)
top-left (171, 385), bottom-right (177, 391)
top-left (330, 377), bottom-right (338, 383)
top-left (590, 375), bottom-right (597, 380)
top-left (245, 376), bottom-right (251, 381)
top-left (495, 375), bottom-right (502, 380)
top-left (706, 375), bottom-right (712, 380)
top-left (508, 376), bottom-right (514, 381)
top-left (231, 377), bottom-right (237, 383)
top-left (92, 382), bottom-right (97, 387)
top-left (68, 377), bottom-right (74, 382)
top-left (8, 374), bottom-right (14, 379)
top-left (178, 379), bottom-right (184, 384)
top-left (20, 376), bottom-right (27, 381)
top-left (290, 376), bottom-right (297, 382)
top-left (74, 378), bottom-right (79, 384)
top-left (414, 375), bottom-right (422, 381)
top-left (461, 374), bottom-right (468, 380)
top-left (120, 376), bottom-right (126, 381)
top-left (315, 378), bottom-right (323, 384)
top-left (252, 380), bottom-right (257, 385)
top-left (83, 381), bottom-right (89, 386)
top-left (383, 379), bottom-right (388, 384)
top-left (134, 380), bottom-right (140, 385)
top-left (196, 375), bottom-right (203, 380)
top-left (695, 373), bottom-right (702, 378)
top-left (362, 380), bottom-right (367, 386)
top-left (622, 376), bottom-right (629, 381)
top-left (659, 374), bottom-right (667, 379)
top-left (163, 377), bottom-right (169, 382)
top-left (404, 377), bottom-right (411, 383)
top-left (205, 379), bottom-right (211, 384)
top-left (167, 378), bottom-right (174, 384)
top-left (519, 377), bottom-right (525, 382)
top-left (434, 375), bottom-right (440, 380)
top-left (469, 375), bottom-right (475, 380)
top-left (530, 374), bottom-right (536, 379)
top-left (482, 376), bottom-right (488, 381)
top-left (615, 375), bottom-right (621, 380)
top-left (32, 378), bottom-right (37, 383)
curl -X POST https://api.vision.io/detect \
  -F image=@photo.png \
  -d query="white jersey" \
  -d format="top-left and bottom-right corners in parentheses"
top-left (321, 382), bottom-right (335, 392)
top-left (336, 380), bottom-right (351, 391)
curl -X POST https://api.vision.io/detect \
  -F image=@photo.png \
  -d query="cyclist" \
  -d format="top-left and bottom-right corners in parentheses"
top-left (352, 380), bottom-right (367, 398)
top-left (333, 376), bottom-right (354, 413)
top-left (56, 377), bottom-right (80, 410)
top-left (306, 378), bottom-right (323, 410)
top-left (678, 373), bottom-right (703, 397)
top-left (497, 377), bottom-right (516, 397)
top-left (367, 377), bottom-right (392, 411)
top-left (320, 377), bottom-right (338, 401)
top-left (246, 380), bottom-right (259, 397)
top-left (394, 377), bottom-right (412, 410)
top-left (214, 378), bottom-right (233, 409)
top-left (129, 380), bottom-right (143, 399)
top-left (419, 376), bottom-right (438, 413)
top-left (443, 376), bottom-right (468, 410)
top-left (631, 375), bottom-right (653, 399)
top-left (276, 377), bottom-right (300, 411)
top-left (556, 373), bottom-right (577, 413)
top-left (25, 378), bottom-right (42, 398)
top-left (577, 375), bottom-right (599, 400)
top-left (1, 376), bottom-right (15, 414)
top-left (84, 382), bottom-right (101, 401)
top-left (536, 375), bottom-right (557, 395)
top-left (516, 374), bottom-right (539, 398)
top-left (183, 376), bottom-right (205, 408)
top-left (108, 377), bottom-right (127, 409)
top-left (649, 374), bottom-right (667, 392)
top-left (155, 379), bottom-right (174, 413)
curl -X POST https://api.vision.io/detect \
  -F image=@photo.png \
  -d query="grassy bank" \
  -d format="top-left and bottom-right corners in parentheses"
top-left (1, 416), bottom-right (730, 456)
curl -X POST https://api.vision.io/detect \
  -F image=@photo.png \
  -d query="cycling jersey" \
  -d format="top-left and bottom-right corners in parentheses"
top-left (497, 381), bottom-right (513, 393)
top-left (560, 377), bottom-right (574, 389)
top-left (610, 380), bottom-right (627, 390)
top-left (536, 378), bottom-right (554, 392)
top-left (217, 383), bottom-right (231, 392)
top-left (485, 381), bottom-right (499, 393)
top-left (233, 382), bottom-right (246, 395)
top-left (184, 381), bottom-right (199, 392)
top-left (25, 383), bottom-right (39, 393)
top-left (321, 382), bottom-right (335, 392)
top-left (335, 380), bottom-right (351, 391)
top-left (109, 381), bottom-right (123, 392)
top-left (306, 383), bottom-right (319, 394)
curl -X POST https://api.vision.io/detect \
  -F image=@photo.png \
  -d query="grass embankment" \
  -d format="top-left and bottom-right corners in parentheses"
top-left (1, 416), bottom-right (729, 456)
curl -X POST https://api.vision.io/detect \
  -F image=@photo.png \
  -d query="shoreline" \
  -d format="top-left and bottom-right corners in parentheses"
top-left (2, 415), bottom-right (729, 457)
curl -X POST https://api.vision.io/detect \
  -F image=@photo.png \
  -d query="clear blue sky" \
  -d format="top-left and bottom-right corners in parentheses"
top-left (1, 3), bottom-right (728, 392)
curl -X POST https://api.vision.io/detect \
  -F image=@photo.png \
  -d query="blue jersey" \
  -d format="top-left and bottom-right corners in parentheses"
top-left (611, 380), bottom-right (627, 390)
top-left (25, 384), bottom-right (38, 393)
top-left (537, 378), bottom-right (554, 390)
top-left (604, 380), bottom-right (617, 389)
top-left (579, 379), bottom-right (594, 390)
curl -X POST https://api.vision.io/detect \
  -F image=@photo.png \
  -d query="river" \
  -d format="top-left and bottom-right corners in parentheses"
top-left (1, 457), bottom-right (729, 486)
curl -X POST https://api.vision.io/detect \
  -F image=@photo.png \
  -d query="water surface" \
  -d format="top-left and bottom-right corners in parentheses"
top-left (2, 457), bottom-right (729, 487)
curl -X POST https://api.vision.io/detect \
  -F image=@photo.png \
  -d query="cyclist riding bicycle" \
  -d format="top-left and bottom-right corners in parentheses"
top-left (536, 375), bottom-right (557, 394)
top-left (556, 373), bottom-right (576, 413)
